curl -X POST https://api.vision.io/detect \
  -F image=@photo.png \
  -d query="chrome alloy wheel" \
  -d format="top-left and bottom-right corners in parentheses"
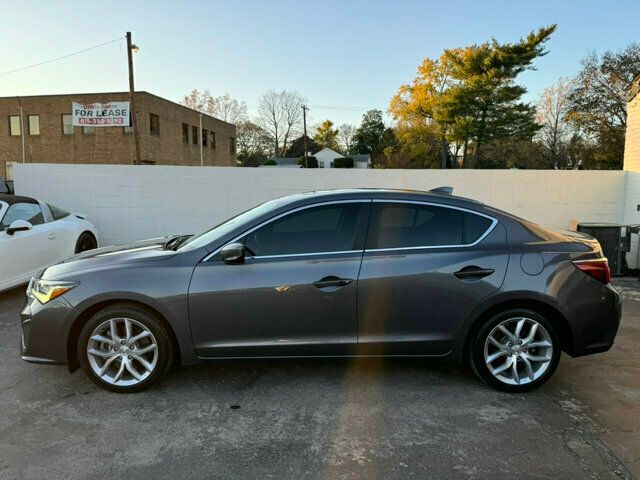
top-left (483, 317), bottom-right (553, 386)
top-left (86, 317), bottom-right (158, 386)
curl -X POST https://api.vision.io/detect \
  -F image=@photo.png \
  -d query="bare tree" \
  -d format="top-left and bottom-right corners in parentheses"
top-left (257, 89), bottom-right (306, 157)
top-left (236, 121), bottom-right (272, 166)
top-left (182, 90), bottom-right (248, 125)
top-left (536, 77), bottom-right (575, 169)
top-left (338, 123), bottom-right (357, 154)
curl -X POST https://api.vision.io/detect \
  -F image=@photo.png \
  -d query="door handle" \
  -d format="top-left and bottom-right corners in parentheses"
top-left (313, 276), bottom-right (353, 288)
top-left (48, 233), bottom-right (57, 240)
top-left (454, 266), bottom-right (495, 279)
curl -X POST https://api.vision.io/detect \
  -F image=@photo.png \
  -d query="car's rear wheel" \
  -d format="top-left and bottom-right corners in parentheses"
top-left (470, 308), bottom-right (560, 392)
top-left (75, 232), bottom-right (97, 253)
top-left (78, 305), bottom-right (173, 393)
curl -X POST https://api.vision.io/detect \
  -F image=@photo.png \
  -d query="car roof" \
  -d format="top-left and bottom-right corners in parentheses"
top-left (0, 194), bottom-right (38, 205)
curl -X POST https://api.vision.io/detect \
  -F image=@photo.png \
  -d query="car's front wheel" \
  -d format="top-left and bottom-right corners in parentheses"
top-left (78, 305), bottom-right (173, 393)
top-left (470, 308), bottom-right (561, 393)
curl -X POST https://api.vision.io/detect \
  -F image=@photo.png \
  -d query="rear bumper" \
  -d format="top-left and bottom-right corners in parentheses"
top-left (562, 280), bottom-right (622, 357)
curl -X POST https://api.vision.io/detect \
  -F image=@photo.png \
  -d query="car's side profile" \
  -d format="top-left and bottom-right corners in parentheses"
top-left (20, 189), bottom-right (621, 393)
top-left (0, 194), bottom-right (98, 292)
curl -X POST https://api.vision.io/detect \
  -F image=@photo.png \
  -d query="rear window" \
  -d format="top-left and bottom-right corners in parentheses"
top-left (47, 203), bottom-right (70, 221)
top-left (369, 203), bottom-right (493, 249)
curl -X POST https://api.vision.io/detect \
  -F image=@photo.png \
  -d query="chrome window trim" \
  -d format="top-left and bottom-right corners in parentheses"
top-left (365, 199), bottom-right (498, 252)
top-left (0, 201), bottom-right (7, 224)
top-left (202, 199), bottom-right (372, 262)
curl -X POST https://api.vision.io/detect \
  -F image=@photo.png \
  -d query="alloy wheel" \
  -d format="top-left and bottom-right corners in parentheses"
top-left (86, 317), bottom-right (158, 387)
top-left (483, 317), bottom-right (553, 386)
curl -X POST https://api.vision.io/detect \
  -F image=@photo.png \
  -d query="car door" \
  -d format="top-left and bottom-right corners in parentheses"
top-left (188, 200), bottom-right (372, 358)
top-left (357, 200), bottom-right (508, 356)
top-left (0, 201), bottom-right (57, 288)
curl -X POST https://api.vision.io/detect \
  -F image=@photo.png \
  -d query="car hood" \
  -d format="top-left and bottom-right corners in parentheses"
top-left (41, 237), bottom-right (177, 280)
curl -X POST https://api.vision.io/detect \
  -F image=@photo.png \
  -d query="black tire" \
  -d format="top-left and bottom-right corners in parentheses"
top-left (470, 308), bottom-right (561, 393)
top-left (78, 304), bottom-right (174, 393)
top-left (75, 232), bottom-right (97, 254)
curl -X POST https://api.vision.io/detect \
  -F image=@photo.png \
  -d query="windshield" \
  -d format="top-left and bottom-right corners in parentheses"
top-left (178, 197), bottom-right (292, 252)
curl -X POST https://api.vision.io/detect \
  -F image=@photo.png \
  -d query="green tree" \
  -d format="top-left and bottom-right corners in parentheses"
top-left (285, 135), bottom-right (321, 157)
top-left (390, 25), bottom-right (557, 168)
top-left (313, 120), bottom-right (340, 150)
top-left (353, 110), bottom-right (386, 157)
top-left (567, 43), bottom-right (640, 169)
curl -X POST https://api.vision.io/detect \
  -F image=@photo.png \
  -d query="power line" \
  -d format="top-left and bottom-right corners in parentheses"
top-left (0, 37), bottom-right (124, 76)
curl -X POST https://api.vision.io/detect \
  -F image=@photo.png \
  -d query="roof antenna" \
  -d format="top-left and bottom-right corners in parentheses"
top-left (429, 186), bottom-right (453, 195)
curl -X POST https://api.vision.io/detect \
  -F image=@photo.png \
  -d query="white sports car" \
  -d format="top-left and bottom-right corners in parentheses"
top-left (0, 195), bottom-right (99, 292)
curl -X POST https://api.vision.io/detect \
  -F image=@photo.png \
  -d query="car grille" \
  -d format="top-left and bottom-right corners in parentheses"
top-left (21, 320), bottom-right (31, 352)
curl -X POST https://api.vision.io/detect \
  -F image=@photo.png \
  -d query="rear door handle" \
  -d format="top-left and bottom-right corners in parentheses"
top-left (48, 233), bottom-right (57, 240)
top-left (454, 266), bottom-right (495, 279)
top-left (313, 276), bottom-right (353, 288)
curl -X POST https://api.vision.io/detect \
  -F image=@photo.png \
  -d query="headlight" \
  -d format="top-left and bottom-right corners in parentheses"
top-left (27, 278), bottom-right (79, 304)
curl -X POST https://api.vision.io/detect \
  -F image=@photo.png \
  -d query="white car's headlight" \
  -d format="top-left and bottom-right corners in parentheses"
top-left (27, 278), bottom-right (79, 304)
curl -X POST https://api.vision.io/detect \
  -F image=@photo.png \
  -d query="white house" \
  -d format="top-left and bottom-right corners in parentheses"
top-left (313, 148), bottom-right (371, 169)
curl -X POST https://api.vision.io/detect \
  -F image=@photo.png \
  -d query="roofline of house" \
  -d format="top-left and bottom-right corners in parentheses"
top-left (0, 91), bottom-right (236, 128)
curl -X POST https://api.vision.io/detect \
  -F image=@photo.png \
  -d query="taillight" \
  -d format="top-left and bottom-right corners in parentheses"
top-left (573, 259), bottom-right (611, 284)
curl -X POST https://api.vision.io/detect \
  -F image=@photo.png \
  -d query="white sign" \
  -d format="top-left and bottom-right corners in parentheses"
top-left (72, 101), bottom-right (130, 127)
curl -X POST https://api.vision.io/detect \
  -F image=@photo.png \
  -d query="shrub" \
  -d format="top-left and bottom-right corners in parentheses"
top-left (298, 156), bottom-right (318, 168)
top-left (333, 157), bottom-right (354, 168)
top-left (262, 159), bottom-right (277, 166)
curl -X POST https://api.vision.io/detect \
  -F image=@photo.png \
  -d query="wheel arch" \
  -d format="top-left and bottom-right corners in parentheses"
top-left (66, 299), bottom-right (182, 373)
top-left (459, 295), bottom-right (573, 363)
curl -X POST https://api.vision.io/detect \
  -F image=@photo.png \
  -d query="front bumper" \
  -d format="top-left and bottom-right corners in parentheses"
top-left (20, 293), bottom-right (73, 365)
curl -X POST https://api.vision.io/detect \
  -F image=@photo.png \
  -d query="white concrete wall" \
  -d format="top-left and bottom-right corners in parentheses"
top-left (14, 163), bottom-right (626, 246)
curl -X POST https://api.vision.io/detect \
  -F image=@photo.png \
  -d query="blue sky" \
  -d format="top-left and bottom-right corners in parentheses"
top-left (1, 0), bottom-right (638, 126)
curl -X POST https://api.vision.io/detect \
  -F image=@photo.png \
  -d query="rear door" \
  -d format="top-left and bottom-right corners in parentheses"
top-left (357, 200), bottom-right (508, 356)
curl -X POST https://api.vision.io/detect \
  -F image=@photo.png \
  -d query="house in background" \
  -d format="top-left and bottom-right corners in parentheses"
top-left (260, 147), bottom-right (371, 168)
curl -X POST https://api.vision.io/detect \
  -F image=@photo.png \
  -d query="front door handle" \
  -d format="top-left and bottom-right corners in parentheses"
top-left (48, 233), bottom-right (57, 240)
top-left (454, 266), bottom-right (495, 279)
top-left (313, 276), bottom-right (353, 289)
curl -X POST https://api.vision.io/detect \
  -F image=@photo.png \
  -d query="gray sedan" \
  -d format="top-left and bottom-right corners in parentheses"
top-left (20, 189), bottom-right (621, 393)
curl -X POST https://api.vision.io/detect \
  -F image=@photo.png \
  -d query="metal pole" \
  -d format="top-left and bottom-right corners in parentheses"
top-left (19, 105), bottom-right (26, 163)
top-left (199, 113), bottom-right (204, 167)
top-left (126, 32), bottom-right (141, 165)
top-left (302, 105), bottom-right (308, 168)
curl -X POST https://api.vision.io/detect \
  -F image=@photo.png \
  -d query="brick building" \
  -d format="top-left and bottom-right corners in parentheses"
top-left (624, 73), bottom-right (640, 171)
top-left (0, 91), bottom-right (237, 178)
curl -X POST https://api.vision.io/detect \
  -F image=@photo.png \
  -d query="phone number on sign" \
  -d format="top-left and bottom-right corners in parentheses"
top-left (78, 118), bottom-right (126, 125)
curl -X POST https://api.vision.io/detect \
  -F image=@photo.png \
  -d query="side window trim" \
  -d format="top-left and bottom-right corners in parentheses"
top-left (202, 200), bottom-right (372, 262)
top-left (365, 200), bottom-right (498, 252)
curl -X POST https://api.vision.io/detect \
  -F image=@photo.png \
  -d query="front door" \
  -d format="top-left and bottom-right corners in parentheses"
top-left (357, 201), bottom-right (508, 356)
top-left (188, 201), bottom-right (371, 358)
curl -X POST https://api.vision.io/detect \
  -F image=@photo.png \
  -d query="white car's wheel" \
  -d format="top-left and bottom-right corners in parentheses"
top-left (75, 232), bottom-right (97, 253)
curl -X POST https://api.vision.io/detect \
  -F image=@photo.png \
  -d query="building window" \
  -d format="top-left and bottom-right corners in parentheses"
top-left (149, 113), bottom-right (160, 136)
top-left (210, 130), bottom-right (216, 148)
top-left (192, 126), bottom-right (198, 145)
top-left (229, 137), bottom-right (236, 155)
top-left (83, 126), bottom-right (96, 135)
top-left (28, 115), bottom-right (40, 135)
top-left (202, 129), bottom-right (207, 146)
top-left (62, 114), bottom-right (74, 135)
top-left (9, 116), bottom-right (21, 136)
top-left (182, 123), bottom-right (189, 143)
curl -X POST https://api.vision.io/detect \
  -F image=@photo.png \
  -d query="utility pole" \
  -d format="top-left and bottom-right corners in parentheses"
top-left (199, 113), bottom-right (204, 167)
top-left (302, 105), bottom-right (309, 168)
top-left (126, 32), bottom-right (142, 165)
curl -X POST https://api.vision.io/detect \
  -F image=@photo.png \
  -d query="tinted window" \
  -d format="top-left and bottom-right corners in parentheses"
top-left (369, 203), bottom-right (492, 249)
top-left (1, 202), bottom-right (44, 229)
top-left (47, 203), bottom-right (70, 221)
top-left (244, 203), bottom-right (368, 256)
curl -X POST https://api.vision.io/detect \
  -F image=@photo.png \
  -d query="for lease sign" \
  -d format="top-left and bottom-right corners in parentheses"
top-left (72, 101), bottom-right (130, 127)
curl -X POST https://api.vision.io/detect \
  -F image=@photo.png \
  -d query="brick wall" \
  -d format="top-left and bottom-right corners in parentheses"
top-left (624, 92), bottom-right (640, 172)
top-left (0, 92), bottom-right (236, 178)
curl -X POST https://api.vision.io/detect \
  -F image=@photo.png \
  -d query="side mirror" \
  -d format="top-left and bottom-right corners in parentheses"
top-left (7, 220), bottom-right (33, 236)
top-left (220, 242), bottom-right (245, 264)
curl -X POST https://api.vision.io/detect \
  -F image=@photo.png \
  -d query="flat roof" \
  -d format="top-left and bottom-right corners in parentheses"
top-left (0, 91), bottom-right (235, 128)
